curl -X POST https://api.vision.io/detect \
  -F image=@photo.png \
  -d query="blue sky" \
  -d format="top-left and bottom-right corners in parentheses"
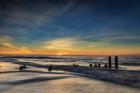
top-left (0, 0), bottom-right (140, 55)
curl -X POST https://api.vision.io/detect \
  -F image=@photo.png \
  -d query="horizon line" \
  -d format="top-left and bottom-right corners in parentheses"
top-left (0, 54), bottom-right (140, 57)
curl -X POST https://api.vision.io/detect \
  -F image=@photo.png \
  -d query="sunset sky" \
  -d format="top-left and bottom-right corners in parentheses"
top-left (0, 0), bottom-right (140, 56)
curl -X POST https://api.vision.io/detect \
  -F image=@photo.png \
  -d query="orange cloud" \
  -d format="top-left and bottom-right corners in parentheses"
top-left (0, 37), bottom-right (139, 56)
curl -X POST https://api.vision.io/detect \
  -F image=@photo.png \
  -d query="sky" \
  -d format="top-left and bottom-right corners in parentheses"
top-left (0, 0), bottom-right (140, 56)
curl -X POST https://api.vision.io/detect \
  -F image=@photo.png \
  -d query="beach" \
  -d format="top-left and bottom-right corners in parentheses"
top-left (0, 56), bottom-right (140, 93)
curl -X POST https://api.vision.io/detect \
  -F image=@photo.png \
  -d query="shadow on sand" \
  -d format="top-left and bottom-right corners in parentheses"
top-left (1, 61), bottom-right (140, 89)
top-left (1, 75), bottom-right (73, 85)
top-left (0, 70), bottom-right (70, 75)
top-left (52, 65), bottom-right (140, 89)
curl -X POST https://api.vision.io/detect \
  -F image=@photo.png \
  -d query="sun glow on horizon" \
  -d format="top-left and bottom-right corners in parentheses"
top-left (0, 1), bottom-right (140, 56)
top-left (0, 36), bottom-right (139, 56)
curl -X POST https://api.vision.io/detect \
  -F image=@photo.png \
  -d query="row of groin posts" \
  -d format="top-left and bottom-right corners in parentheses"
top-left (89, 56), bottom-right (119, 70)
top-left (108, 56), bottom-right (118, 70)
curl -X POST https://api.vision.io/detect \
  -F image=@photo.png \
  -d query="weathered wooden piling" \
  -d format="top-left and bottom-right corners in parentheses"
top-left (94, 64), bottom-right (97, 68)
top-left (73, 64), bottom-right (79, 68)
top-left (48, 65), bottom-right (53, 72)
top-left (115, 56), bottom-right (118, 70)
top-left (89, 64), bottom-right (92, 67)
top-left (97, 64), bottom-right (101, 68)
top-left (19, 66), bottom-right (23, 71)
top-left (108, 56), bottom-right (112, 68)
top-left (104, 64), bottom-right (108, 68)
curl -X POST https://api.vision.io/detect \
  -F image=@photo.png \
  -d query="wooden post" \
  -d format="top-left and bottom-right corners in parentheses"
top-left (94, 64), bottom-right (97, 68)
top-left (104, 64), bottom-right (108, 68)
top-left (89, 64), bottom-right (92, 67)
top-left (98, 64), bottom-right (101, 68)
top-left (108, 56), bottom-right (112, 68)
top-left (115, 56), bottom-right (118, 70)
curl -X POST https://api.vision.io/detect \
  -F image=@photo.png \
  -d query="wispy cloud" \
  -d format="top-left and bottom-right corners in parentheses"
top-left (0, 0), bottom-right (76, 27)
top-left (42, 37), bottom-right (98, 54)
top-left (0, 36), bottom-right (31, 54)
top-left (0, 0), bottom-right (140, 55)
top-left (43, 38), bottom-right (77, 50)
top-left (0, 0), bottom-right (77, 45)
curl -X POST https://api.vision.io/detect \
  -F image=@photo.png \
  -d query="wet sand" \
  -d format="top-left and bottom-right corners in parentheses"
top-left (0, 62), bottom-right (140, 93)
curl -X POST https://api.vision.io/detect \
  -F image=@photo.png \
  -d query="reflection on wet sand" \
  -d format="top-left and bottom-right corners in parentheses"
top-left (0, 59), bottom-right (140, 93)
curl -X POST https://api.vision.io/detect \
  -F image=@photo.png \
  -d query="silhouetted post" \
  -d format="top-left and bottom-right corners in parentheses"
top-left (108, 56), bottom-right (112, 68)
top-left (115, 56), bottom-right (118, 70)
top-left (89, 64), bottom-right (92, 67)
top-left (73, 64), bottom-right (79, 68)
top-left (48, 65), bottom-right (53, 72)
top-left (94, 64), bottom-right (97, 68)
top-left (19, 66), bottom-right (23, 71)
top-left (22, 65), bottom-right (26, 69)
top-left (104, 64), bottom-right (108, 68)
top-left (98, 64), bottom-right (101, 68)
